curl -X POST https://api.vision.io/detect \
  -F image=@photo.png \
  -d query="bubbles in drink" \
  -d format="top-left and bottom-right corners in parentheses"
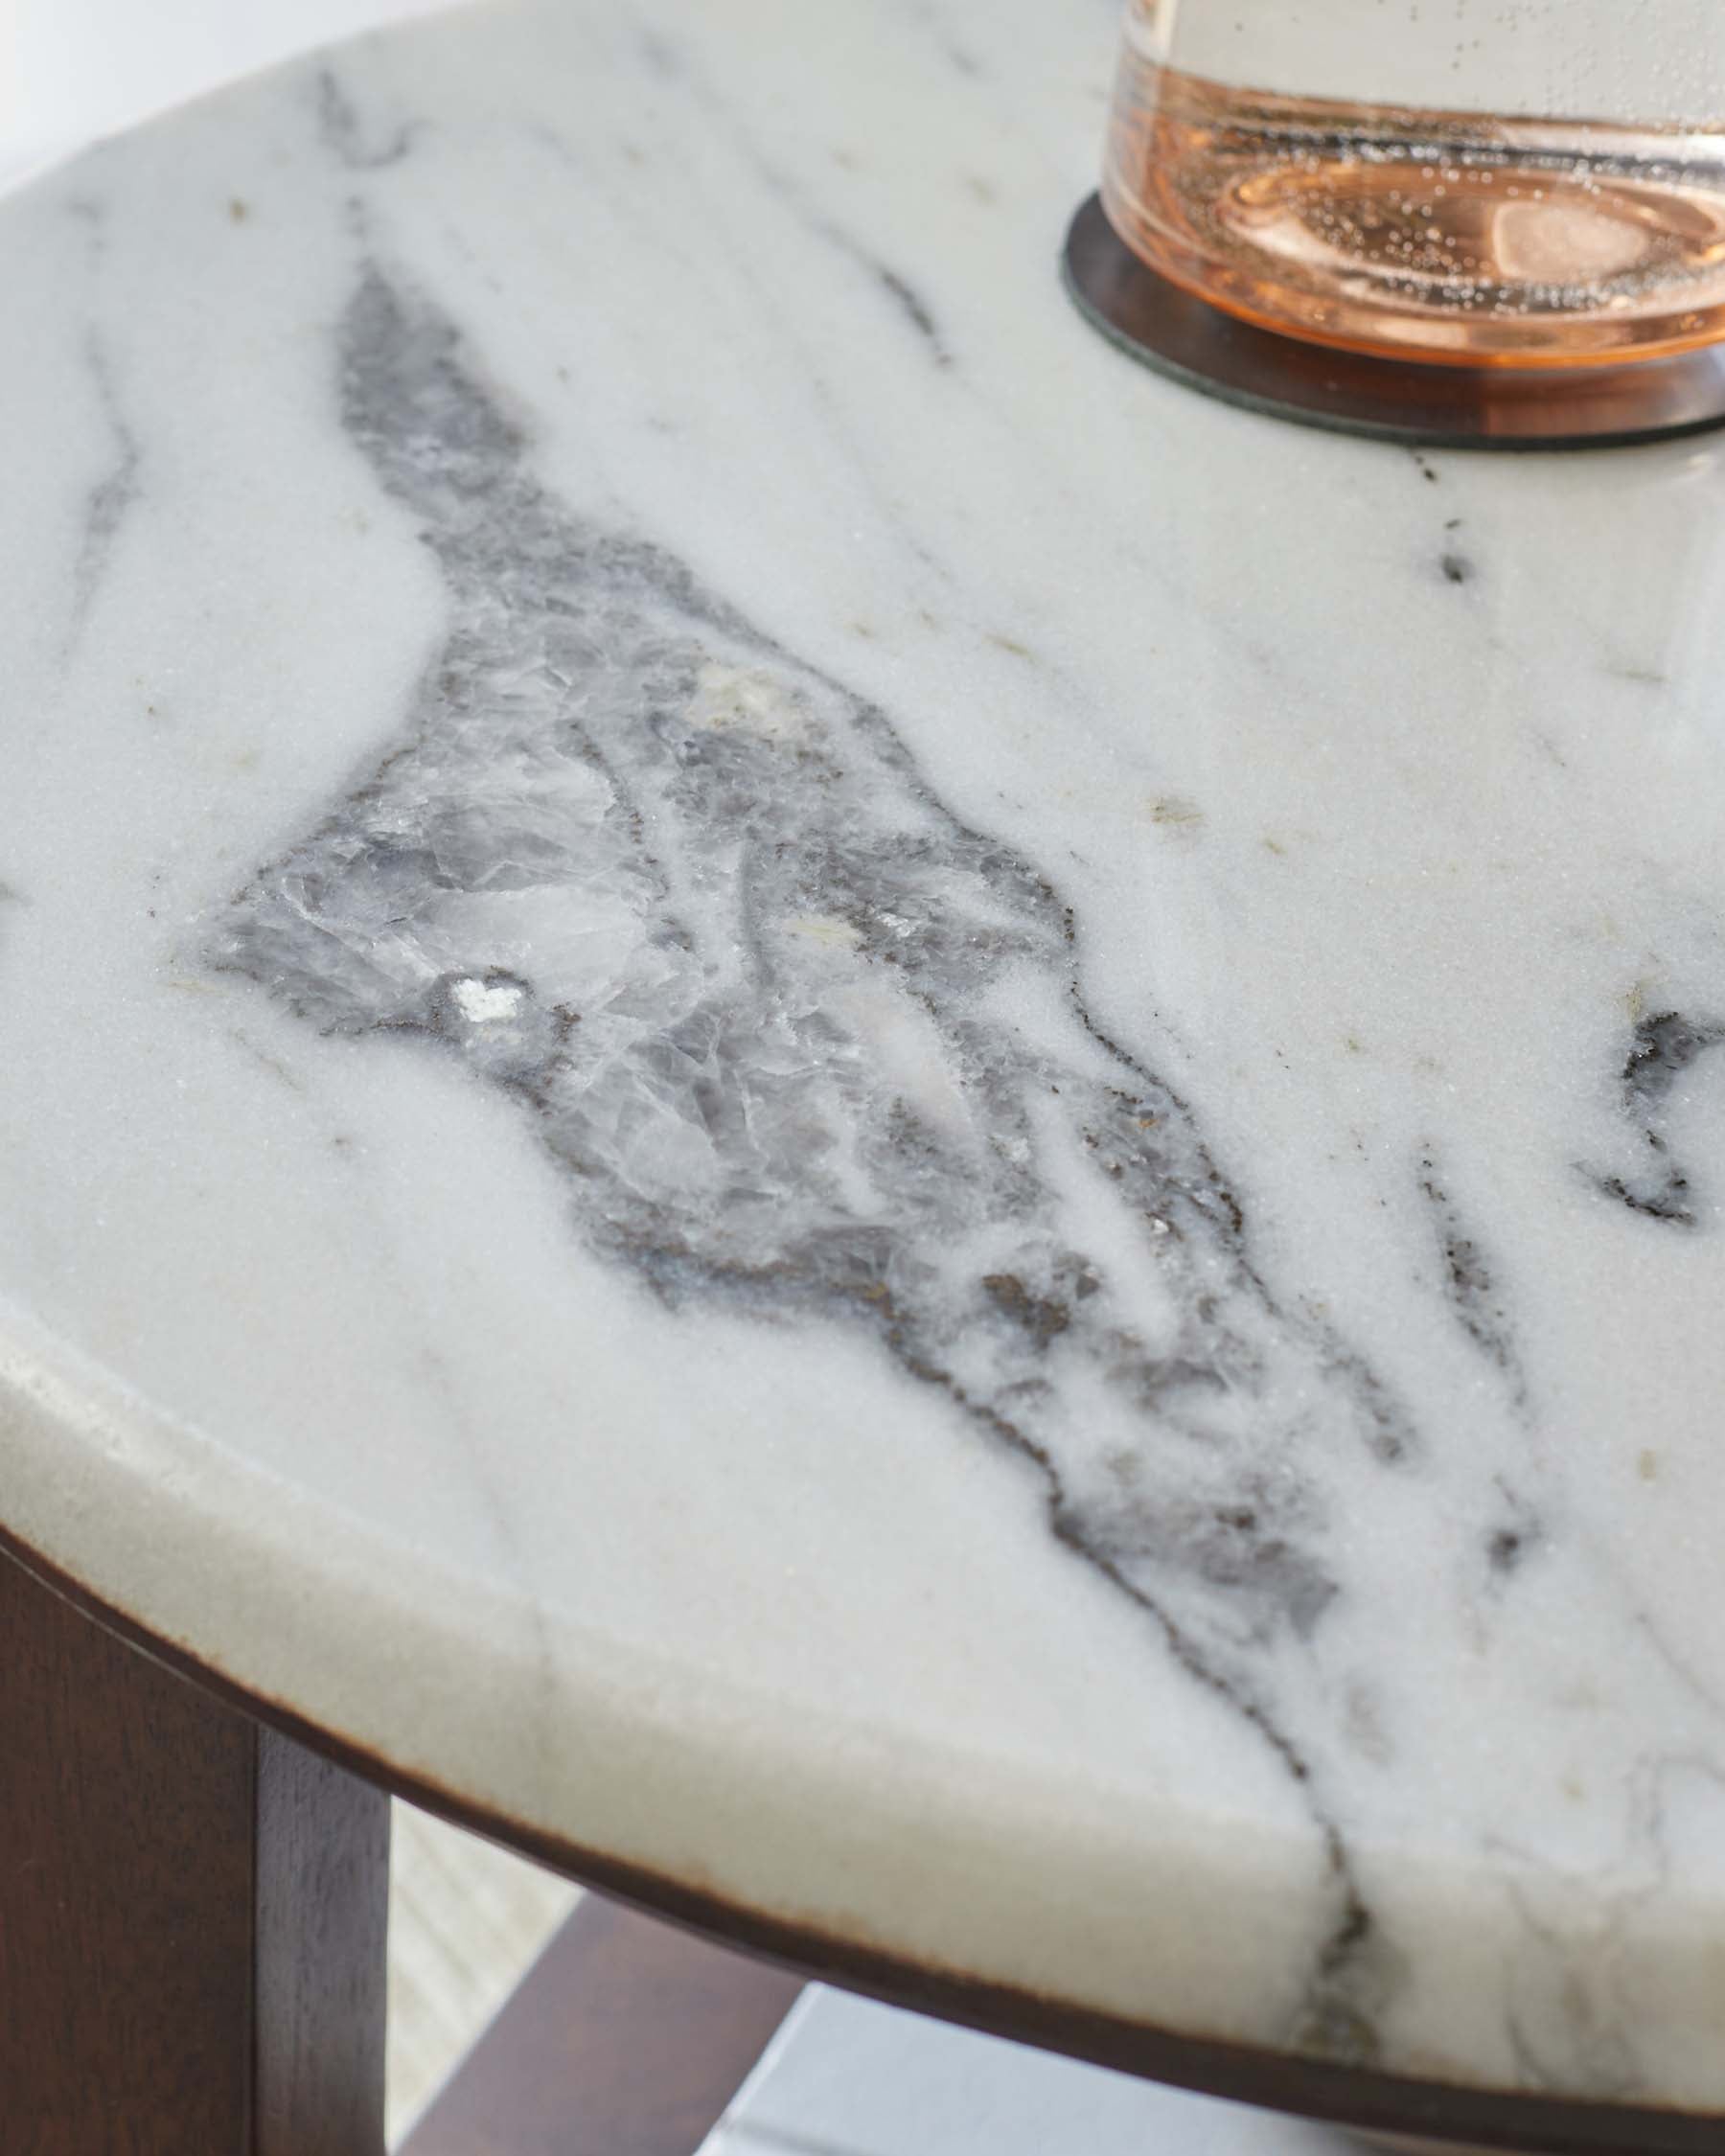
top-left (1102, 7), bottom-right (1725, 365)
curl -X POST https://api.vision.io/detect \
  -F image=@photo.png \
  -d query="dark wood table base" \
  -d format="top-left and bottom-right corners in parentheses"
top-left (0, 1546), bottom-right (389, 2155)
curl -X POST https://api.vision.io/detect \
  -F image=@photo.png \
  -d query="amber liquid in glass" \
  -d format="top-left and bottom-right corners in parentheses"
top-left (1103, 54), bottom-right (1725, 365)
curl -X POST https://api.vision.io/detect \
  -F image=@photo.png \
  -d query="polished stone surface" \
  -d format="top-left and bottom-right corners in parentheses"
top-left (3, 0), bottom-right (1725, 2132)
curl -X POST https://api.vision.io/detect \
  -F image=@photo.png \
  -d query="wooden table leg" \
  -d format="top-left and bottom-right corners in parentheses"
top-left (402, 1896), bottom-right (803, 2156)
top-left (0, 1547), bottom-right (390, 2156)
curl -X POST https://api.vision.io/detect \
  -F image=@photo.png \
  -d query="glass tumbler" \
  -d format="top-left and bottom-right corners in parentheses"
top-left (1101, 0), bottom-right (1725, 365)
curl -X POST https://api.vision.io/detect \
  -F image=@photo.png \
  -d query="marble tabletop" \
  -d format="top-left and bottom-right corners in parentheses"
top-left (3, 0), bottom-right (1725, 2141)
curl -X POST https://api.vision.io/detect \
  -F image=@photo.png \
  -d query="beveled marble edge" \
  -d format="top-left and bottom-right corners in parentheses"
top-left (1, 1306), bottom-right (1719, 2155)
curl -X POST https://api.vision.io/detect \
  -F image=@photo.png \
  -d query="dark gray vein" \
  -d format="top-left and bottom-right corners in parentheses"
top-left (898, 0), bottom-right (990, 79)
top-left (870, 259), bottom-right (950, 363)
top-left (316, 67), bottom-right (416, 170)
top-left (1581, 1009), bottom-right (1725, 1228)
top-left (209, 264), bottom-right (1417, 2054)
top-left (622, 27), bottom-right (953, 367)
top-left (1484, 1480), bottom-right (1544, 1583)
top-left (738, 158), bottom-right (952, 366)
top-left (1416, 1147), bottom-right (1525, 1398)
top-left (65, 333), bottom-right (141, 648)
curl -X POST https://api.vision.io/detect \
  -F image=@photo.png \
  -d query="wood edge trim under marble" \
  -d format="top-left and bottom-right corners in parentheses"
top-left (399, 1892), bottom-right (803, 2156)
top-left (1362, 2139), bottom-right (1532, 2156)
top-left (2, 1525), bottom-right (1715, 2156)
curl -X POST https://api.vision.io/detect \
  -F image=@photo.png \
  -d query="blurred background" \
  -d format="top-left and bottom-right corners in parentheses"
top-left (0, 0), bottom-right (450, 189)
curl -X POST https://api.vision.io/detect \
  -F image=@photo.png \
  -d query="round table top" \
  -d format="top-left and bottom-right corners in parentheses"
top-left (5, 1), bottom-right (1725, 2145)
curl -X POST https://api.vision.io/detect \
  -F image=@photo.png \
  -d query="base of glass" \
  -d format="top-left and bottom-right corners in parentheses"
top-left (1062, 193), bottom-right (1725, 449)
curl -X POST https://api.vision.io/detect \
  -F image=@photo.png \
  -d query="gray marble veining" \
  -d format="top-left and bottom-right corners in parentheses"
top-left (215, 265), bottom-right (1434, 2053)
top-left (4, 0), bottom-right (1725, 2133)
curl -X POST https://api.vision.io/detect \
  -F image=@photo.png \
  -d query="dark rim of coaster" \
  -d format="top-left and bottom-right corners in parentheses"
top-left (1062, 194), bottom-right (1725, 452)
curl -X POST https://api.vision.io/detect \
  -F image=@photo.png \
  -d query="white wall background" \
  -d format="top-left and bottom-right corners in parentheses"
top-left (0, 0), bottom-right (456, 187)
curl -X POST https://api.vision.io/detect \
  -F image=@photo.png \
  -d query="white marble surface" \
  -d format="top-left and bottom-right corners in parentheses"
top-left (3, 0), bottom-right (1725, 2131)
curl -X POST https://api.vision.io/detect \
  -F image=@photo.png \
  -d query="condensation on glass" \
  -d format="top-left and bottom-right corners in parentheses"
top-left (1102, 0), bottom-right (1725, 365)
